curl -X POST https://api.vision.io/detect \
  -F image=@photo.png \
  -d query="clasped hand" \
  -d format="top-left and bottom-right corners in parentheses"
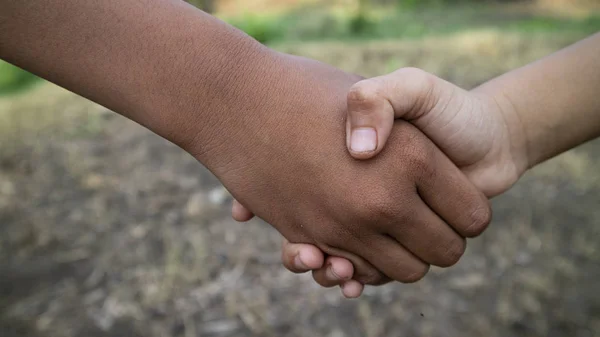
top-left (213, 59), bottom-right (502, 296)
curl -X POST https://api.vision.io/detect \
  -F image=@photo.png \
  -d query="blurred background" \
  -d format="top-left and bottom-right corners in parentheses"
top-left (1, 0), bottom-right (600, 336)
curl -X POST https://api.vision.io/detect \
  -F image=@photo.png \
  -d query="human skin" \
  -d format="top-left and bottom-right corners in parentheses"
top-left (274, 32), bottom-right (600, 297)
top-left (0, 0), bottom-right (490, 286)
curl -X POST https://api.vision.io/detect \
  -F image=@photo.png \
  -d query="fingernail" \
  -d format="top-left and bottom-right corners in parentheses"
top-left (350, 128), bottom-right (377, 153)
top-left (326, 264), bottom-right (341, 280)
top-left (294, 254), bottom-right (307, 269)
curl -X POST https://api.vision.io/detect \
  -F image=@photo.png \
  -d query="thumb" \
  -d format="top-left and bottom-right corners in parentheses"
top-left (346, 67), bottom-right (450, 160)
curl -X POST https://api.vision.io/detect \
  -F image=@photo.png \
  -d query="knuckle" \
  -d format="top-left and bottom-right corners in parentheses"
top-left (354, 267), bottom-right (388, 285)
top-left (347, 80), bottom-right (381, 106)
top-left (394, 67), bottom-right (437, 117)
top-left (436, 237), bottom-right (467, 268)
top-left (386, 125), bottom-right (436, 180)
top-left (320, 224), bottom-right (360, 250)
top-left (396, 67), bottom-right (434, 92)
top-left (387, 118), bottom-right (428, 150)
top-left (406, 145), bottom-right (433, 175)
top-left (392, 124), bottom-right (432, 156)
top-left (400, 264), bottom-right (430, 283)
top-left (415, 153), bottom-right (437, 181)
top-left (463, 204), bottom-right (492, 237)
top-left (325, 233), bottom-right (352, 252)
top-left (399, 137), bottom-right (439, 181)
top-left (357, 194), bottom-right (398, 224)
top-left (396, 66), bottom-right (425, 78)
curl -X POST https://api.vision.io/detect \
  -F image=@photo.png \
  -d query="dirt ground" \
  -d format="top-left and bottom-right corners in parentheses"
top-left (1, 31), bottom-right (599, 337)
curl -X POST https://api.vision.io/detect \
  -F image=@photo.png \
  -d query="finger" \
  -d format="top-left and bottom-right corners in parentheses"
top-left (417, 144), bottom-right (492, 238)
top-left (280, 239), bottom-right (325, 273)
top-left (231, 199), bottom-right (255, 222)
top-left (319, 245), bottom-right (391, 286)
top-left (311, 256), bottom-right (354, 288)
top-left (346, 68), bottom-right (441, 160)
top-left (387, 198), bottom-right (467, 268)
top-left (341, 280), bottom-right (364, 299)
top-left (360, 235), bottom-right (430, 284)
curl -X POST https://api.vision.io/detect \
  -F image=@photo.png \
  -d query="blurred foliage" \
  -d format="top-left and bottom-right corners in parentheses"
top-left (510, 14), bottom-right (600, 32)
top-left (228, 13), bottom-right (286, 44)
top-left (349, 0), bottom-right (374, 36)
top-left (186, 0), bottom-right (215, 12)
top-left (1, 0), bottom-right (600, 95)
top-left (228, 4), bottom-right (600, 45)
top-left (397, 0), bottom-right (466, 9)
top-left (0, 61), bottom-right (40, 96)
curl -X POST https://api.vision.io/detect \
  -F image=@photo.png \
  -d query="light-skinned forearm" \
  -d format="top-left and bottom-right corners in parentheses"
top-left (474, 33), bottom-right (600, 170)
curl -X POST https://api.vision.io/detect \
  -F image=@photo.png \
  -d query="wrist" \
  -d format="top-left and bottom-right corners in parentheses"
top-left (190, 47), bottom-right (289, 173)
top-left (186, 51), bottom-right (358, 183)
top-left (488, 90), bottom-right (531, 176)
top-left (179, 41), bottom-right (282, 162)
top-left (136, 23), bottom-right (284, 167)
top-left (471, 79), bottom-right (531, 178)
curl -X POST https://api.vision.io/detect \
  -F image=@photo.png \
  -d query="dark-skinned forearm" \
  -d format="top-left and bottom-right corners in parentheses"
top-left (0, 0), bottom-right (281, 159)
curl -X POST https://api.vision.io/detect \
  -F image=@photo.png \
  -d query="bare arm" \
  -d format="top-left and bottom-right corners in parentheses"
top-left (0, 0), bottom-right (491, 286)
top-left (283, 32), bottom-right (600, 297)
top-left (475, 32), bottom-right (600, 169)
top-left (0, 0), bottom-right (281, 158)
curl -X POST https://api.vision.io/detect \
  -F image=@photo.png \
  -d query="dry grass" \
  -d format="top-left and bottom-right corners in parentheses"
top-left (1, 30), bottom-right (600, 337)
top-left (276, 29), bottom-right (589, 83)
top-left (0, 84), bottom-right (105, 164)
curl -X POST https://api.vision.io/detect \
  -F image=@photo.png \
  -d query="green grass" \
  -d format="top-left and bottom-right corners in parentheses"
top-left (0, 61), bottom-right (41, 96)
top-left (227, 5), bottom-right (600, 45)
top-left (506, 15), bottom-right (600, 34)
top-left (1, 4), bottom-right (599, 96)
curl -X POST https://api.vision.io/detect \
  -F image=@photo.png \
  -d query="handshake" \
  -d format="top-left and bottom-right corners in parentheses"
top-left (4, 0), bottom-right (596, 301)
top-left (209, 31), bottom-right (599, 298)
top-left (191, 31), bottom-right (597, 299)
top-left (224, 65), bottom-right (526, 298)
